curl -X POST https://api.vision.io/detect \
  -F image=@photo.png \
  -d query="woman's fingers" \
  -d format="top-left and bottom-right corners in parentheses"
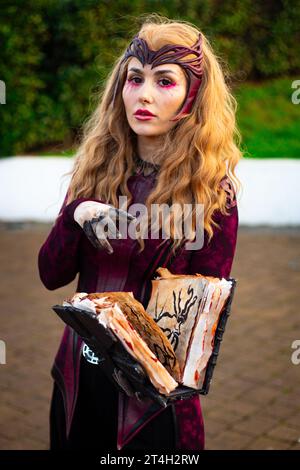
top-left (100, 216), bottom-right (122, 239)
top-left (90, 215), bottom-right (119, 241)
top-left (82, 205), bottom-right (136, 252)
top-left (93, 208), bottom-right (134, 238)
top-left (108, 206), bottom-right (136, 221)
top-left (93, 222), bottom-right (114, 254)
top-left (82, 220), bottom-right (103, 250)
top-left (83, 220), bottom-right (114, 254)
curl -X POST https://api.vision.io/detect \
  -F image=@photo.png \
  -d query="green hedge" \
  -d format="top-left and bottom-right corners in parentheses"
top-left (1, 0), bottom-right (299, 156)
top-left (236, 77), bottom-right (300, 158)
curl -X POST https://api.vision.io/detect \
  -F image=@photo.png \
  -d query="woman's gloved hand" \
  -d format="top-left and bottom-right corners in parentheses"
top-left (74, 201), bottom-right (135, 254)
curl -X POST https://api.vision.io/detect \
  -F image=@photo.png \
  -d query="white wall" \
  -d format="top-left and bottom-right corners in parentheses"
top-left (0, 157), bottom-right (299, 225)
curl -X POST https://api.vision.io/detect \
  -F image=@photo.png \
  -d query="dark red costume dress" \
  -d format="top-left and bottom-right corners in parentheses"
top-left (38, 166), bottom-right (238, 451)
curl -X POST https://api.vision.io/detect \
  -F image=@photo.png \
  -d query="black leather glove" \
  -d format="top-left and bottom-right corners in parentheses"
top-left (74, 201), bottom-right (136, 253)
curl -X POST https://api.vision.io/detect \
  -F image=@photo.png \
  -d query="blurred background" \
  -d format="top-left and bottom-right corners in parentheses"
top-left (0, 0), bottom-right (300, 451)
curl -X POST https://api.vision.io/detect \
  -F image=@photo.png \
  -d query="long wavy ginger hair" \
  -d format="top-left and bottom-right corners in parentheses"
top-left (65, 17), bottom-right (242, 255)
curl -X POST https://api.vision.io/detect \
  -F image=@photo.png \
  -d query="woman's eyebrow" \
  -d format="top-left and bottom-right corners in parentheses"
top-left (128, 67), bottom-right (177, 76)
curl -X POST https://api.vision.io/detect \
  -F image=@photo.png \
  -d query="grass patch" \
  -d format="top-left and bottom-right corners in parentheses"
top-left (235, 76), bottom-right (300, 158)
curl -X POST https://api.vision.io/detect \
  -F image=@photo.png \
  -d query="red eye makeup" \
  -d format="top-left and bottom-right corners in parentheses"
top-left (127, 75), bottom-right (176, 88)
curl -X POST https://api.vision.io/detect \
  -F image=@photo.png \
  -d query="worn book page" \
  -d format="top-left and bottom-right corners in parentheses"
top-left (146, 270), bottom-right (233, 389)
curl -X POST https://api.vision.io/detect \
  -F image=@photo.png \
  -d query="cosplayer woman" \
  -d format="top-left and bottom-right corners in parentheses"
top-left (38, 16), bottom-right (241, 450)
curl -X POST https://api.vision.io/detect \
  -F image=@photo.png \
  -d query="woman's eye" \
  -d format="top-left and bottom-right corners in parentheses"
top-left (128, 76), bottom-right (142, 84)
top-left (158, 78), bottom-right (173, 87)
top-left (127, 76), bottom-right (174, 87)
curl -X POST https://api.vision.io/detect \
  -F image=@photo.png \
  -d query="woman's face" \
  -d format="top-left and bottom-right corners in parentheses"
top-left (122, 57), bottom-right (187, 136)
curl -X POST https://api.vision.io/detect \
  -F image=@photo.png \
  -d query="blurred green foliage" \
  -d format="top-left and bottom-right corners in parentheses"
top-left (236, 77), bottom-right (300, 158)
top-left (0, 0), bottom-right (299, 156)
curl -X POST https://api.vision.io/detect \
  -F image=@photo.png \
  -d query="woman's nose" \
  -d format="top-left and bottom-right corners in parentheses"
top-left (138, 82), bottom-right (154, 104)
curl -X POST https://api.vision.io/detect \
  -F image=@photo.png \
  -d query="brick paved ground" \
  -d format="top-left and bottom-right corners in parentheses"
top-left (0, 223), bottom-right (300, 450)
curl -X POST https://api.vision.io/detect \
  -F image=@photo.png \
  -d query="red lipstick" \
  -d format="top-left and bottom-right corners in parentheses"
top-left (134, 108), bottom-right (156, 120)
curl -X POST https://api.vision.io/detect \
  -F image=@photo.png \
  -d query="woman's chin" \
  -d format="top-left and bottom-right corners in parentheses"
top-left (131, 126), bottom-right (160, 137)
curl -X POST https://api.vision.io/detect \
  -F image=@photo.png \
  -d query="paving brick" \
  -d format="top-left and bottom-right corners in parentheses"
top-left (265, 425), bottom-right (300, 444)
top-left (231, 415), bottom-right (281, 437)
top-left (204, 406), bottom-right (248, 427)
top-left (288, 441), bottom-right (300, 450)
top-left (1, 437), bottom-right (48, 450)
top-left (206, 429), bottom-right (254, 450)
top-left (245, 436), bottom-right (288, 450)
top-left (202, 418), bottom-right (230, 439)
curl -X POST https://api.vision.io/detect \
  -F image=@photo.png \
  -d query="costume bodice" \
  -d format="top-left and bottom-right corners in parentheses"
top-left (132, 154), bottom-right (160, 177)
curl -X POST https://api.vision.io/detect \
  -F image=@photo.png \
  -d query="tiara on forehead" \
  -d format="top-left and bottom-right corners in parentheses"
top-left (123, 33), bottom-right (203, 79)
top-left (112, 32), bottom-right (204, 121)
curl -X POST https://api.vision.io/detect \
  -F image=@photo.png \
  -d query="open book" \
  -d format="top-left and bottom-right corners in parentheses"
top-left (59, 268), bottom-right (236, 397)
top-left (146, 268), bottom-right (234, 389)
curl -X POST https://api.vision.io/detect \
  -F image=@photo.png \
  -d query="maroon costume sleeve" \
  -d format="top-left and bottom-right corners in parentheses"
top-left (188, 176), bottom-right (239, 279)
top-left (38, 192), bottom-right (102, 291)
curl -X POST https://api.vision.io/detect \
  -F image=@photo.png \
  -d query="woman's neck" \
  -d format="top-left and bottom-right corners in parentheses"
top-left (136, 135), bottom-right (163, 164)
